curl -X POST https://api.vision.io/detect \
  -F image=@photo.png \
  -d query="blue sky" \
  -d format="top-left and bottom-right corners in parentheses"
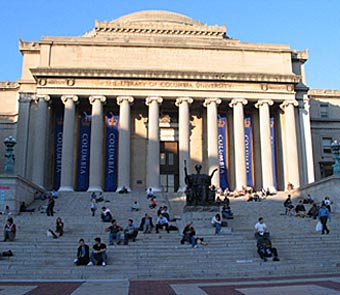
top-left (0, 0), bottom-right (339, 89)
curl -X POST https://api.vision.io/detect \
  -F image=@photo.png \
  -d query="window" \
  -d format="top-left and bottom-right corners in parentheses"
top-left (322, 137), bottom-right (332, 154)
top-left (320, 104), bottom-right (329, 118)
top-left (160, 153), bottom-right (166, 165)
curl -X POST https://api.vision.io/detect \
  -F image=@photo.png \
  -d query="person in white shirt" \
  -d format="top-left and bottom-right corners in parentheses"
top-left (155, 214), bottom-right (169, 233)
top-left (254, 217), bottom-right (269, 239)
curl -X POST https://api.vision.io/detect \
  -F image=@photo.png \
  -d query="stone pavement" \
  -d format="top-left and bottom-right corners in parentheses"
top-left (2, 274), bottom-right (340, 295)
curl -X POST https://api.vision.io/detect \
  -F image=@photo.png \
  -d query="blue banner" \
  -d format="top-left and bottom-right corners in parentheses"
top-left (270, 117), bottom-right (278, 189)
top-left (53, 112), bottom-right (64, 190)
top-left (104, 113), bottom-right (119, 192)
top-left (218, 114), bottom-right (230, 190)
top-left (244, 117), bottom-right (254, 188)
top-left (76, 112), bottom-right (91, 191)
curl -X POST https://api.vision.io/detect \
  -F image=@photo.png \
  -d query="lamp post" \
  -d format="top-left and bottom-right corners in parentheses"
top-left (331, 140), bottom-right (340, 176)
top-left (4, 136), bottom-right (16, 174)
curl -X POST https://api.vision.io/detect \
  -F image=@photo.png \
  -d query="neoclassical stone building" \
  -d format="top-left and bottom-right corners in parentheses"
top-left (0, 10), bottom-right (337, 193)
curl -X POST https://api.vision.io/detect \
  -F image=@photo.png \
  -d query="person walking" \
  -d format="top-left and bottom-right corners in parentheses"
top-left (318, 201), bottom-right (331, 234)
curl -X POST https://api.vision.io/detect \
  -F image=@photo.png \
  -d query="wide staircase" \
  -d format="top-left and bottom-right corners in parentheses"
top-left (1, 190), bottom-right (340, 280)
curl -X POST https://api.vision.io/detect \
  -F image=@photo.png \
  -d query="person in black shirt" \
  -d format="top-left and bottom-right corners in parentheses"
top-left (74, 239), bottom-right (90, 266)
top-left (87, 237), bottom-right (107, 266)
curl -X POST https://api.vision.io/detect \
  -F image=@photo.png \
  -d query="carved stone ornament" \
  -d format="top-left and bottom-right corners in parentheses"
top-left (66, 79), bottom-right (75, 86)
top-left (38, 79), bottom-right (47, 86)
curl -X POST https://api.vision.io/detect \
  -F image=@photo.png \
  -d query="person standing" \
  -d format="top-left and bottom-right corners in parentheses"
top-left (318, 201), bottom-right (331, 234)
top-left (90, 198), bottom-right (97, 216)
top-left (46, 195), bottom-right (55, 216)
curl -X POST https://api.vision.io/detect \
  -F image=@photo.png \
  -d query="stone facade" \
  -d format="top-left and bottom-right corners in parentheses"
top-left (0, 10), bottom-right (336, 191)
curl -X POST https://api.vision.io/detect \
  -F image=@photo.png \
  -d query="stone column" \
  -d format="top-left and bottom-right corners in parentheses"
top-left (59, 95), bottom-right (78, 192)
top-left (255, 99), bottom-right (275, 191)
top-left (280, 100), bottom-right (300, 188)
top-left (15, 93), bottom-right (33, 177)
top-left (299, 96), bottom-right (315, 184)
top-left (117, 96), bottom-right (134, 192)
top-left (31, 95), bottom-right (50, 187)
top-left (88, 95), bottom-right (106, 192)
top-left (146, 96), bottom-right (163, 191)
top-left (203, 98), bottom-right (222, 188)
top-left (175, 97), bottom-right (193, 191)
top-left (229, 98), bottom-right (248, 190)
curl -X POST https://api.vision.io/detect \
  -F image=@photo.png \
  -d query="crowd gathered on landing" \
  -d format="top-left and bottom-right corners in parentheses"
top-left (1, 183), bottom-right (335, 265)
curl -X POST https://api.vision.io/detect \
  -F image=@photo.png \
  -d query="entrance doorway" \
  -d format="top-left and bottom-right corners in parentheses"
top-left (160, 141), bottom-right (179, 192)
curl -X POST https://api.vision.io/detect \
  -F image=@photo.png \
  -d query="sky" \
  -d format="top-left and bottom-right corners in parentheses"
top-left (0, 0), bottom-right (339, 90)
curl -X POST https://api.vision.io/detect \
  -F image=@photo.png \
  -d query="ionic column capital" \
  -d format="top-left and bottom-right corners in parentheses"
top-left (18, 93), bottom-right (34, 103)
top-left (145, 96), bottom-right (163, 106)
top-left (89, 95), bottom-right (106, 105)
top-left (203, 97), bottom-right (222, 107)
top-left (117, 96), bottom-right (134, 105)
top-left (61, 95), bottom-right (78, 105)
top-left (229, 98), bottom-right (248, 108)
top-left (175, 97), bottom-right (194, 107)
top-left (33, 95), bottom-right (50, 103)
top-left (255, 99), bottom-right (273, 109)
top-left (280, 100), bottom-right (298, 110)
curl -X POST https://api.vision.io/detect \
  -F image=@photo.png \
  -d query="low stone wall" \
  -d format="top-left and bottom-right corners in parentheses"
top-left (297, 176), bottom-right (340, 212)
top-left (0, 175), bottom-right (45, 214)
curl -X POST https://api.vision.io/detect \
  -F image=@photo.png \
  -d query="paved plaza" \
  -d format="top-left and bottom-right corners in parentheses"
top-left (1, 275), bottom-right (340, 295)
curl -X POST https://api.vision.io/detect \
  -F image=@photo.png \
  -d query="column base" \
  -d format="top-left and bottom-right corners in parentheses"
top-left (116, 186), bottom-right (131, 193)
top-left (148, 186), bottom-right (162, 193)
top-left (58, 186), bottom-right (74, 192)
top-left (87, 186), bottom-right (103, 192)
top-left (177, 186), bottom-right (187, 193)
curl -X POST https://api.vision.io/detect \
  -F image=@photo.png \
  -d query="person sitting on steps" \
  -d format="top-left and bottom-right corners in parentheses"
top-left (254, 217), bottom-right (270, 239)
top-left (3, 217), bottom-right (16, 242)
top-left (211, 213), bottom-right (222, 234)
top-left (257, 232), bottom-right (280, 262)
top-left (48, 217), bottom-right (64, 239)
top-left (100, 207), bottom-right (113, 222)
top-left (106, 219), bottom-right (122, 245)
top-left (155, 213), bottom-right (170, 233)
top-left (74, 238), bottom-right (90, 266)
top-left (87, 237), bottom-right (107, 266)
top-left (139, 213), bottom-right (154, 234)
top-left (123, 219), bottom-right (138, 245)
top-left (181, 222), bottom-right (198, 248)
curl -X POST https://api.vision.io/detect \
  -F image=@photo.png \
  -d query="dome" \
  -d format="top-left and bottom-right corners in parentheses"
top-left (110, 10), bottom-right (204, 26)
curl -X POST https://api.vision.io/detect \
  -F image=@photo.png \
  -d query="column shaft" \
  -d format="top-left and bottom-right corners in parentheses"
top-left (88, 96), bottom-right (106, 192)
top-left (117, 96), bottom-right (134, 192)
top-left (256, 100), bottom-right (275, 191)
top-left (204, 98), bottom-right (221, 187)
top-left (300, 97), bottom-right (315, 184)
top-left (59, 95), bottom-right (78, 191)
top-left (15, 93), bottom-right (32, 177)
top-left (230, 99), bottom-right (247, 190)
top-left (146, 96), bottom-right (163, 191)
top-left (31, 95), bottom-right (50, 187)
top-left (176, 97), bottom-right (193, 191)
top-left (281, 100), bottom-right (300, 188)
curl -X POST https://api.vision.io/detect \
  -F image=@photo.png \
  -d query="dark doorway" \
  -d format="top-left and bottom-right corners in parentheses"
top-left (160, 141), bottom-right (179, 192)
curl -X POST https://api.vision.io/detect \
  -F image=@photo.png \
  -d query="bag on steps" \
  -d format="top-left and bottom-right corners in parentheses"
top-left (315, 221), bottom-right (322, 232)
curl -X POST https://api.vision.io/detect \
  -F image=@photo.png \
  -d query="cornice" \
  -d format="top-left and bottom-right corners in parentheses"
top-left (0, 81), bottom-right (19, 90)
top-left (308, 89), bottom-right (340, 98)
top-left (30, 68), bottom-right (301, 84)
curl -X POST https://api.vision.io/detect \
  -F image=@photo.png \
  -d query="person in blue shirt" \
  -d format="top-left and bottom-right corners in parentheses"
top-left (318, 201), bottom-right (331, 234)
top-left (123, 219), bottom-right (138, 245)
